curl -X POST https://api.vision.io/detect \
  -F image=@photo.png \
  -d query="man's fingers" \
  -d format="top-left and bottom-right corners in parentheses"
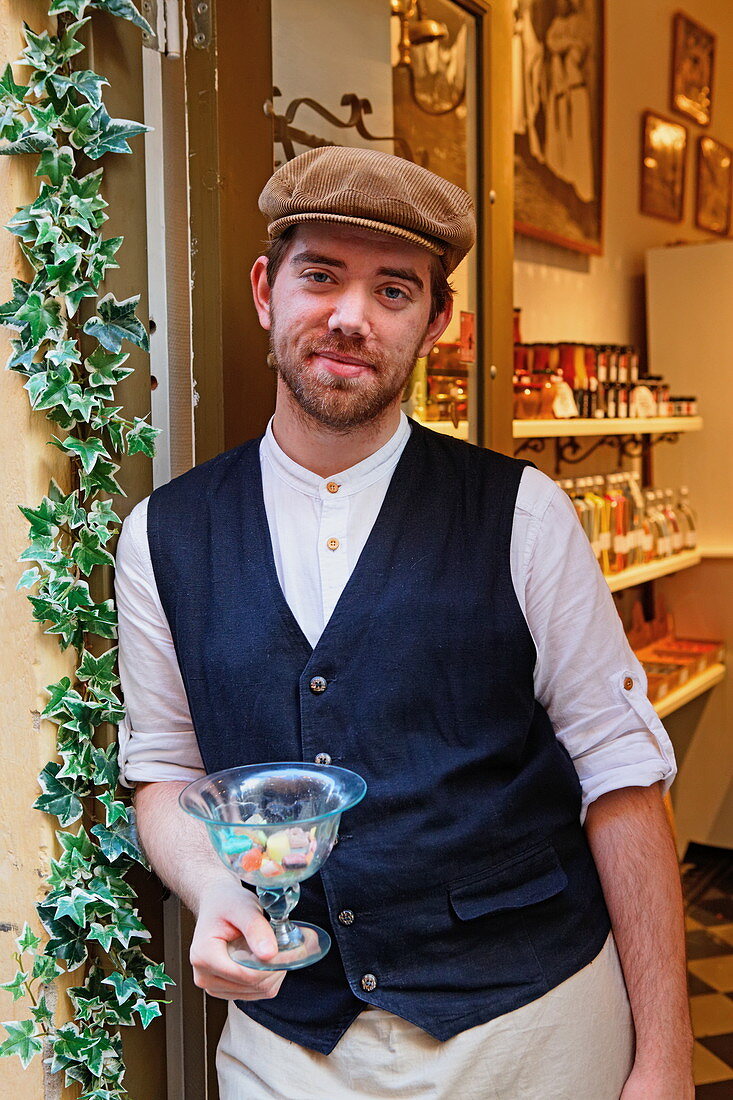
top-left (240, 912), bottom-right (279, 961)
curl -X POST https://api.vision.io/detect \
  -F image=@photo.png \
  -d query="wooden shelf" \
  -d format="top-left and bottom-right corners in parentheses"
top-left (512, 416), bottom-right (703, 439)
top-left (654, 663), bottom-right (726, 719)
top-left (605, 550), bottom-right (701, 592)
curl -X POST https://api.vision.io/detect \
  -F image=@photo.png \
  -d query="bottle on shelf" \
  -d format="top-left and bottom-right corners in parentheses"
top-left (677, 486), bottom-right (698, 550)
top-left (662, 488), bottom-right (683, 554)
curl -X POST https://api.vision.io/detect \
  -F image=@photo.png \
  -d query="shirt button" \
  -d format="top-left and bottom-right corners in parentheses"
top-left (315, 752), bottom-right (332, 766)
top-left (326, 482), bottom-right (340, 494)
top-left (326, 537), bottom-right (340, 551)
top-left (309, 676), bottom-right (327, 694)
top-left (361, 973), bottom-right (377, 992)
top-left (338, 910), bottom-right (355, 926)
top-left (623, 677), bottom-right (634, 691)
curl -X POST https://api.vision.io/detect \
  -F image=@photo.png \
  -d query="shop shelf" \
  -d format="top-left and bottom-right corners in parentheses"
top-left (654, 663), bottom-right (726, 719)
top-left (512, 416), bottom-right (703, 439)
top-left (605, 550), bottom-right (701, 592)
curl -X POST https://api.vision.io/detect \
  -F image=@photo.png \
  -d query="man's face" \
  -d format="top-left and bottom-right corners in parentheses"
top-left (257, 223), bottom-right (448, 431)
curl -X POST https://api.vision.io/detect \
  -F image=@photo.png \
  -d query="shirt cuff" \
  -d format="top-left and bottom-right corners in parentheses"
top-left (117, 713), bottom-right (206, 787)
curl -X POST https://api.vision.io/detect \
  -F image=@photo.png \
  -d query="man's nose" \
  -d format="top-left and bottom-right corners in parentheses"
top-left (327, 289), bottom-right (372, 339)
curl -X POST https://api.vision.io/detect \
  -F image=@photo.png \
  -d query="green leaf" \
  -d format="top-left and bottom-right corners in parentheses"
top-left (84, 345), bottom-right (132, 387)
top-left (78, 598), bottom-right (118, 639)
top-left (134, 997), bottom-right (162, 1028)
top-left (50, 434), bottom-right (110, 473)
top-left (97, 789), bottom-right (129, 826)
top-left (83, 292), bottom-right (149, 353)
top-left (144, 961), bottom-right (174, 991)
top-left (0, 129), bottom-right (57, 156)
top-left (35, 144), bottom-right (74, 185)
top-left (48, 0), bottom-right (93, 20)
top-left (85, 235), bottom-right (123, 285)
top-left (47, 68), bottom-right (109, 108)
top-left (34, 762), bottom-right (85, 825)
top-left (16, 566), bottom-right (42, 590)
top-left (70, 527), bottom-right (116, 575)
top-left (88, 498), bottom-right (121, 539)
top-left (102, 971), bottom-right (142, 1004)
top-left (75, 101), bottom-right (151, 160)
top-left (79, 458), bottom-right (125, 499)
top-left (53, 886), bottom-right (97, 926)
top-left (126, 416), bottom-right (159, 458)
top-left (92, 0), bottom-right (153, 35)
top-left (91, 744), bottom-right (119, 788)
top-left (38, 910), bottom-right (88, 969)
top-left (0, 277), bottom-right (30, 330)
top-left (31, 953), bottom-right (62, 983)
top-left (91, 822), bottom-right (139, 863)
top-left (0, 970), bottom-right (28, 1002)
top-left (0, 1019), bottom-right (43, 1068)
top-left (18, 496), bottom-right (59, 538)
top-left (30, 995), bottom-right (54, 1027)
top-left (0, 64), bottom-right (29, 106)
top-left (16, 923), bottom-right (41, 955)
top-left (27, 101), bottom-right (59, 137)
top-left (77, 647), bottom-right (119, 686)
top-left (14, 291), bottom-right (62, 343)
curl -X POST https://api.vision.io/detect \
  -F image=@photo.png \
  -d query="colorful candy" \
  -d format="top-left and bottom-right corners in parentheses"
top-left (232, 822), bottom-right (325, 881)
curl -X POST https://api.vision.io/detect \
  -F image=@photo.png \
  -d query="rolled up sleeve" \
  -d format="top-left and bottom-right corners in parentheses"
top-left (114, 497), bottom-right (205, 787)
top-left (514, 469), bottom-right (677, 821)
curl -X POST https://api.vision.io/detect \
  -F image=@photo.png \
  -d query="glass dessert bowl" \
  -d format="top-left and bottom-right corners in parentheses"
top-left (179, 762), bottom-right (367, 970)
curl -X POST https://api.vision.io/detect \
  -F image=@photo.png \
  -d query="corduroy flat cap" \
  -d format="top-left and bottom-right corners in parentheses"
top-left (259, 146), bottom-right (476, 274)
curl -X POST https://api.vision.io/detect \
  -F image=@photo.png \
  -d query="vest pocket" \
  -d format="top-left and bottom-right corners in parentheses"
top-left (448, 841), bottom-right (568, 920)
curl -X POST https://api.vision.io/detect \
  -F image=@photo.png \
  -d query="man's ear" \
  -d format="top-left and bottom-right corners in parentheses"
top-left (417, 298), bottom-right (454, 359)
top-left (250, 256), bottom-right (272, 330)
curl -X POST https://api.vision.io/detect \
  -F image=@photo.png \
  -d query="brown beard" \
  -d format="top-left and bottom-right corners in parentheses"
top-left (269, 315), bottom-right (424, 431)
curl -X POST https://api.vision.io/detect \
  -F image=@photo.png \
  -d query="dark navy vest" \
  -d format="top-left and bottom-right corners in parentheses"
top-left (147, 420), bottom-right (610, 1055)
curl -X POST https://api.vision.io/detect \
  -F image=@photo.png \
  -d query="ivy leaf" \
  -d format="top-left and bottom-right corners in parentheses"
top-left (0, 277), bottom-right (31, 330)
top-left (70, 527), bottom-right (116, 575)
top-left (83, 292), bottom-right (149, 353)
top-left (87, 499), bottom-right (121, 539)
top-left (103, 905), bottom-right (150, 948)
top-left (134, 997), bottom-right (162, 1028)
top-left (30, 995), bottom-right (54, 1027)
top-left (17, 566), bottom-right (42, 590)
top-left (15, 923), bottom-right (41, 955)
top-left (34, 762), bottom-right (85, 825)
top-left (0, 1019), bottom-right (43, 1068)
top-left (85, 235), bottom-right (123, 285)
top-left (38, 910), bottom-right (88, 969)
top-left (35, 143), bottom-right (74, 185)
top-left (27, 101), bottom-right (59, 138)
top-left (53, 886), bottom-right (97, 926)
top-left (50, 434), bottom-right (110, 473)
top-left (43, 676), bottom-right (80, 719)
top-left (97, 789), bottom-right (129, 827)
top-left (78, 598), bottom-right (118, 639)
top-left (126, 416), bottom-right (159, 457)
top-left (102, 972), bottom-right (142, 1004)
top-left (0, 970), bottom-right (28, 1002)
top-left (0, 128), bottom-right (57, 156)
top-left (79, 459), bottom-right (125, 500)
top-left (0, 64), bottom-right (29, 106)
top-left (91, 744), bottom-right (119, 788)
top-left (18, 496), bottom-right (59, 538)
top-left (92, 0), bottom-right (153, 35)
top-left (47, 68), bottom-right (109, 108)
top-left (31, 953), bottom-right (62, 983)
top-left (14, 291), bottom-right (62, 343)
top-left (77, 647), bottom-right (119, 687)
top-left (79, 102), bottom-right (151, 160)
top-left (91, 822), bottom-right (139, 863)
top-left (48, 0), bottom-right (92, 15)
top-left (84, 345), bottom-right (132, 387)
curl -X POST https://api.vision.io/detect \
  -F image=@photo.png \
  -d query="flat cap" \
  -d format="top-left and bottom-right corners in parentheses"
top-left (259, 146), bottom-right (476, 274)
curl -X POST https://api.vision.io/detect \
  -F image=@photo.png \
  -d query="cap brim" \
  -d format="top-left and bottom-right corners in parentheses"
top-left (267, 211), bottom-right (446, 258)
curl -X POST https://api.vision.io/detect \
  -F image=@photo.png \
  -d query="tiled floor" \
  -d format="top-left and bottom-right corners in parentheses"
top-left (684, 846), bottom-right (733, 1095)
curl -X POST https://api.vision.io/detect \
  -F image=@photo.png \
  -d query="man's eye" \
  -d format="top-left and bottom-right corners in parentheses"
top-left (304, 271), bottom-right (332, 284)
top-left (382, 286), bottom-right (408, 301)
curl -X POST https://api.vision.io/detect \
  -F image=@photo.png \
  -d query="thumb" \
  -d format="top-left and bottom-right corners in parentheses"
top-left (241, 908), bottom-right (279, 961)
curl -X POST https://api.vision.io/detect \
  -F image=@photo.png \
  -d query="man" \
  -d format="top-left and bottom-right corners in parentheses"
top-left (116, 146), bottom-right (693, 1098)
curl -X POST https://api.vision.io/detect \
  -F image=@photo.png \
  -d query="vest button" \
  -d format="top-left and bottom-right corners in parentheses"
top-left (338, 909), bottom-right (354, 926)
top-left (315, 752), bottom-right (332, 766)
top-left (309, 676), bottom-right (327, 694)
top-left (360, 973), bottom-right (377, 992)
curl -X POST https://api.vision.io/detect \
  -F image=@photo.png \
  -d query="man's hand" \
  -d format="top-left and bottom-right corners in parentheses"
top-left (190, 879), bottom-right (287, 1001)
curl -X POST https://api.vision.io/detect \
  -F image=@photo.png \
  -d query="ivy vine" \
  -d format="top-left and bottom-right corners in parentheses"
top-left (0, 3), bottom-right (173, 1095)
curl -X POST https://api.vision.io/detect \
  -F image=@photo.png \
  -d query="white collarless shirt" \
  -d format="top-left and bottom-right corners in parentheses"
top-left (114, 413), bottom-right (676, 819)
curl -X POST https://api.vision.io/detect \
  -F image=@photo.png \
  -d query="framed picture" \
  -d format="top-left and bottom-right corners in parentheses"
top-left (640, 111), bottom-right (687, 223)
top-left (512, 0), bottom-right (605, 255)
top-left (670, 12), bottom-right (715, 127)
top-left (696, 136), bottom-right (732, 236)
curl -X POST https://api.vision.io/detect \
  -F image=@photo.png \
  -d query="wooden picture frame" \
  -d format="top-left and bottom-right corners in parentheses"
top-left (671, 11), bottom-right (715, 127)
top-left (640, 111), bottom-right (687, 223)
top-left (696, 136), bottom-right (732, 236)
top-left (513, 0), bottom-right (605, 255)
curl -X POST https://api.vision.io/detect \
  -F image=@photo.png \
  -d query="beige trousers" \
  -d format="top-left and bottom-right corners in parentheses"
top-left (216, 932), bottom-right (634, 1100)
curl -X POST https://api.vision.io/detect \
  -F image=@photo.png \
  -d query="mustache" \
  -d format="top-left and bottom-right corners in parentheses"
top-left (304, 334), bottom-right (385, 369)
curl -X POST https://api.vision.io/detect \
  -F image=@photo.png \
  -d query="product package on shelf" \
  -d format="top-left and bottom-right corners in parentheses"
top-left (626, 599), bottom-right (725, 705)
top-left (558, 474), bottom-right (697, 578)
top-left (512, 340), bottom-right (698, 422)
